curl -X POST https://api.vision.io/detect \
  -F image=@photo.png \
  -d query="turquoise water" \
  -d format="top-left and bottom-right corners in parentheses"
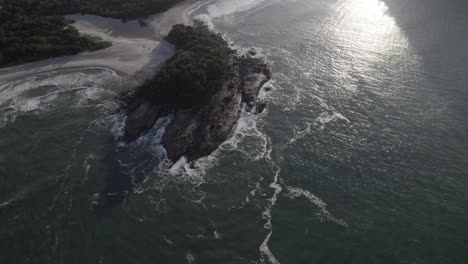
top-left (1, 0), bottom-right (468, 263)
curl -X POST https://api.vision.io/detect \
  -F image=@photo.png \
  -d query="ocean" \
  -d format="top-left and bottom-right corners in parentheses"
top-left (1, 0), bottom-right (468, 263)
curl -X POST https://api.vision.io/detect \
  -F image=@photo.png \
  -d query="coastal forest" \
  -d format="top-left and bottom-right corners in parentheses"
top-left (138, 22), bottom-right (233, 107)
top-left (0, 0), bottom-right (183, 67)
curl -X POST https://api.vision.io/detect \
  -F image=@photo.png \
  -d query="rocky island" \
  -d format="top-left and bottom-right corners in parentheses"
top-left (122, 22), bottom-right (272, 162)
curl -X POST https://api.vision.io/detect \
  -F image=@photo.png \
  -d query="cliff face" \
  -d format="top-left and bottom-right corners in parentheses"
top-left (123, 56), bottom-right (272, 162)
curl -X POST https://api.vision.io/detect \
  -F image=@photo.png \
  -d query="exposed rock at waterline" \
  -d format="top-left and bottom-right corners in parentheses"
top-left (255, 98), bottom-right (268, 114)
top-left (248, 48), bottom-right (257, 57)
top-left (123, 56), bottom-right (271, 162)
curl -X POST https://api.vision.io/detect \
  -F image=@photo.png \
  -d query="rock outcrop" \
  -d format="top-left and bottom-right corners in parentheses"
top-left (123, 56), bottom-right (272, 162)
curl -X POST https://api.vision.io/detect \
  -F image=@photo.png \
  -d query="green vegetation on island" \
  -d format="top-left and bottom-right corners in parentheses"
top-left (0, 0), bottom-right (183, 67)
top-left (138, 22), bottom-right (234, 108)
top-left (0, 7), bottom-right (111, 67)
top-left (18, 0), bottom-right (183, 20)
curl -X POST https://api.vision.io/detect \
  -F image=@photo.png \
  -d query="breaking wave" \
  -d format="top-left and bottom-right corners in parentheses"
top-left (0, 68), bottom-right (125, 127)
top-left (285, 186), bottom-right (348, 227)
top-left (195, 0), bottom-right (268, 28)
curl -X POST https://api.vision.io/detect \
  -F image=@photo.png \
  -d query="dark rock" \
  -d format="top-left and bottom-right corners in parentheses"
top-left (240, 57), bottom-right (272, 112)
top-left (255, 98), bottom-right (267, 114)
top-left (161, 59), bottom-right (243, 162)
top-left (264, 86), bottom-right (272, 92)
top-left (248, 48), bottom-right (257, 56)
top-left (123, 54), bottom-right (272, 163)
top-left (123, 101), bottom-right (163, 142)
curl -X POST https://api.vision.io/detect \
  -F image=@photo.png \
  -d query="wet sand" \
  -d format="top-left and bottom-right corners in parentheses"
top-left (0, 0), bottom-right (214, 85)
top-left (146, 0), bottom-right (216, 36)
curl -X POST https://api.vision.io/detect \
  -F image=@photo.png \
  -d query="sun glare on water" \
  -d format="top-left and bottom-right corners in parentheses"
top-left (328, 0), bottom-right (411, 75)
top-left (358, 0), bottom-right (390, 20)
top-left (352, 0), bottom-right (395, 34)
top-left (335, 0), bottom-right (405, 50)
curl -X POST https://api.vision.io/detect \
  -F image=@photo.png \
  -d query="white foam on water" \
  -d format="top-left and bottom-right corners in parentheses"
top-left (286, 93), bottom-right (352, 144)
top-left (170, 156), bottom-right (189, 175)
top-left (0, 194), bottom-right (22, 210)
top-left (187, 5), bottom-right (289, 259)
top-left (259, 165), bottom-right (282, 264)
top-left (285, 186), bottom-right (348, 227)
top-left (213, 230), bottom-right (222, 240)
top-left (289, 112), bottom-right (350, 144)
top-left (0, 68), bottom-right (123, 127)
top-left (288, 122), bottom-right (313, 144)
top-left (223, 105), bottom-right (270, 160)
top-left (182, 154), bottom-right (218, 184)
top-left (75, 86), bottom-right (116, 106)
top-left (111, 113), bottom-right (128, 142)
top-left (116, 115), bottom-right (173, 155)
top-left (260, 232), bottom-right (280, 264)
top-left (143, 0), bottom-right (276, 187)
top-left (186, 251), bottom-right (196, 264)
top-left (82, 154), bottom-right (96, 184)
top-left (116, 115), bottom-right (174, 193)
top-left (312, 95), bottom-right (331, 109)
top-left (251, 133), bottom-right (283, 264)
top-left (129, 105), bottom-right (275, 247)
top-left (2, 112), bottom-right (114, 211)
top-left (261, 73), bottom-right (308, 113)
top-left (162, 235), bottom-right (175, 246)
top-left (316, 111), bottom-right (350, 129)
top-left (52, 232), bottom-right (60, 255)
top-left (155, 104), bottom-right (269, 187)
top-left (195, 0), bottom-right (267, 28)
top-left (194, 0), bottom-right (298, 30)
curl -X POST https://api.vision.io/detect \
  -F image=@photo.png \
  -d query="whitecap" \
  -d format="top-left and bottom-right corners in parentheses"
top-left (315, 111), bottom-right (350, 129)
top-left (170, 156), bottom-right (189, 175)
top-left (213, 230), bottom-right (222, 240)
top-left (260, 231), bottom-right (281, 264)
top-left (195, 0), bottom-right (268, 28)
top-left (0, 68), bottom-right (123, 127)
top-left (186, 251), bottom-right (196, 264)
top-left (284, 186), bottom-right (348, 227)
top-left (82, 154), bottom-right (96, 184)
top-left (162, 235), bottom-right (175, 246)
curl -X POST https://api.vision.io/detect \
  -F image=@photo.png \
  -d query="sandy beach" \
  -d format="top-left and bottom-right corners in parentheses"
top-left (146, 0), bottom-right (216, 36)
top-left (0, 0), bottom-right (214, 84)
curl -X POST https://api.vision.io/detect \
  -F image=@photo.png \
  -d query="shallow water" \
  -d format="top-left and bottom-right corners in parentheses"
top-left (1, 0), bottom-right (468, 263)
top-left (67, 14), bottom-right (158, 40)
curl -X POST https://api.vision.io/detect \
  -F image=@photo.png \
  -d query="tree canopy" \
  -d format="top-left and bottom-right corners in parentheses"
top-left (12, 0), bottom-right (183, 20)
top-left (139, 23), bottom-right (233, 108)
top-left (0, 0), bottom-right (184, 67)
top-left (0, 9), bottom-right (111, 67)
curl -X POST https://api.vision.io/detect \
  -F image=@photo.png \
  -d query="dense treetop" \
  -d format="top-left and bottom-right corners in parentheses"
top-left (0, 9), bottom-right (111, 67)
top-left (139, 22), bottom-right (233, 108)
top-left (0, 0), bottom-right (183, 67)
top-left (10, 0), bottom-right (183, 20)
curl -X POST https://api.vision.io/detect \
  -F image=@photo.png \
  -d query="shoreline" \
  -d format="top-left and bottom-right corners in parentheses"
top-left (0, 0), bottom-right (215, 85)
top-left (146, 0), bottom-right (216, 36)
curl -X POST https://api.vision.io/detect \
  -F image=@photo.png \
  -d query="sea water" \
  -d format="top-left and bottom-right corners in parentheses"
top-left (1, 0), bottom-right (468, 263)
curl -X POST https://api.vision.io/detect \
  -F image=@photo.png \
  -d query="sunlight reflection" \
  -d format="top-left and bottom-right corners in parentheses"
top-left (351, 0), bottom-right (395, 35)
top-left (358, 0), bottom-right (390, 20)
top-left (335, 0), bottom-right (402, 48)
top-left (322, 0), bottom-right (415, 94)
top-left (331, 0), bottom-right (410, 70)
